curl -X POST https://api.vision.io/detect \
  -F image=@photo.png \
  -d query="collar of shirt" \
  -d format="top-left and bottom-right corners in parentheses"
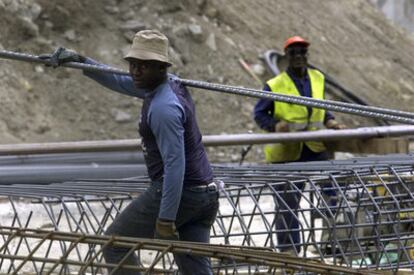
top-left (144, 78), bottom-right (168, 98)
top-left (286, 68), bottom-right (311, 98)
top-left (286, 67), bottom-right (309, 82)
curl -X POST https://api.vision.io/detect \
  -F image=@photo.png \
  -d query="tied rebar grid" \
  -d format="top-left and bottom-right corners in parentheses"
top-left (0, 158), bottom-right (413, 273)
top-left (0, 226), bottom-right (371, 275)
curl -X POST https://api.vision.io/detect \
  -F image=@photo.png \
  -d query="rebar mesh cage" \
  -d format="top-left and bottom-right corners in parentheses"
top-left (0, 155), bottom-right (413, 274)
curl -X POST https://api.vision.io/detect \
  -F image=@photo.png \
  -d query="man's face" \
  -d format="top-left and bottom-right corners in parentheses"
top-left (286, 45), bottom-right (308, 70)
top-left (129, 59), bottom-right (166, 89)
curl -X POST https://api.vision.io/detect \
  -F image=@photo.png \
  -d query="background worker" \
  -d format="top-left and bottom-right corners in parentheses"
top-left (253, 36), bottom-right (345, 254)
top-left (42, 30), bottom-right (219, 275)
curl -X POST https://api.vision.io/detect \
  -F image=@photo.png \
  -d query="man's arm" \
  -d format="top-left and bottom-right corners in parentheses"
top-left (149, 97), bottom-right (186, 222)
top-left (40, 47), bottom-right (145, 98)
top-left (324, 111), bottom-right (335, 123)
top-left (323, 94), bottom-right (346, 129)
top-left (253, 84), bottom-right (278, 132)
top-left (83, 58), bottom-right (145, 99)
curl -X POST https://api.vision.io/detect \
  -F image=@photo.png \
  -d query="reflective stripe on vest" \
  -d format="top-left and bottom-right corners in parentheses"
top-left (264, 69), bottom-right (326, 163)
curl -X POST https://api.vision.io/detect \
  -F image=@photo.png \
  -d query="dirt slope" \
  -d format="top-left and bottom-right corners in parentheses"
top-left (1, 0), bottom-right (414, 162)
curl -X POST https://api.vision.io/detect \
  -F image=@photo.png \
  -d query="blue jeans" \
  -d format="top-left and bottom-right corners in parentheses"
top-left (273, 181), bottom-right (305, 253)
top-left (273, 145), bottom-right (333, 253)
top-left (103, 180), bottom-right (219, 275)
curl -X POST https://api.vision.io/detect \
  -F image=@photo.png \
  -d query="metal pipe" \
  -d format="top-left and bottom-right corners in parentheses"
top-left (2, 49), bottom-right (414, 123)
top-left (0, 125), bottom-right (412, 155)
top-left (0, 151), bottom-right (144, 166)
top-left (203, 125), bottom-right (414, 146)
top-left (0, 164), bottom-right (147, 184)
top-left (0, 139), bottom-right (140, 155)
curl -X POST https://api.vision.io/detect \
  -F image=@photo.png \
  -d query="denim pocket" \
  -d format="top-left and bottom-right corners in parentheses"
top-left (181, 189), bottom-right (208, 206)
top-left (182, 189), bottom-right (218, 206)
top-left (200, 198), bottom-right (219, 227)
top-left (176, 190), bottom-right (219, 228)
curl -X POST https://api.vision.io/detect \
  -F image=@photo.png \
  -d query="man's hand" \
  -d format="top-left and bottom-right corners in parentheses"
top-left (39, 47), bottom-right (86, 67)
top-left (275, 121), bottom-right (290, 132)
top-left (325, 119), bottom-right (346, 130)
top-left (155, 219), bottom-right (179, 240)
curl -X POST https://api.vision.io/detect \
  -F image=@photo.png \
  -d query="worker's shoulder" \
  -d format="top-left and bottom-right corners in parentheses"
top-left (152, 84), bottom-right (177, 105)
top-left (266, 71), bottom-right (289, 86)
top-left (308, 68), bottom-right (324, 78)
top-left (150, 84), bottom-right (185, 116)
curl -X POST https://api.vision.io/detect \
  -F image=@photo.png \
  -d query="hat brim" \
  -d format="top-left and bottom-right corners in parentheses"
top-left (124, 50), bottom-right (172, 66)
top-left (285, 41), bottom-right (310, 50)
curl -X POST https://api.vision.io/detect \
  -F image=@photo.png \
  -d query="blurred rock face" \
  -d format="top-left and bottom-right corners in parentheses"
top-left (1, 0), bottom-right (414, 163)
top-left (370, 0), bottom-right (414, 33)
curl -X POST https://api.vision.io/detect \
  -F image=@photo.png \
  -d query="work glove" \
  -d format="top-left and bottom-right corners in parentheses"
top-left (39, 47), bottom-right (86, 68)
top-left (325, 119), bottom-right (346, 130)
top-left (154, 219), bottom-right (179, 241)
top-left (275, 121), bottom-right (290, 132)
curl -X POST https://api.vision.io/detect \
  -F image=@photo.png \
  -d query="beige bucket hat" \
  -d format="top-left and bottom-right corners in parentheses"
top-left (124, 29), bottom-right (172, 66)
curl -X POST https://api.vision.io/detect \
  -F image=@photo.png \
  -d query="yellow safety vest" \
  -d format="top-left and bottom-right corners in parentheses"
top-left (264, 69), bottom-right (327, 163)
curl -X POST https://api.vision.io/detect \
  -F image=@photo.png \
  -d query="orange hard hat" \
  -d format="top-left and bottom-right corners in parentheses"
top-left (284, 36), bottom-right (310, 50)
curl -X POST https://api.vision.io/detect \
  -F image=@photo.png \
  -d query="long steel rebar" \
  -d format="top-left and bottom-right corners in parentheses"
top-left (0, 226), bottom-right (380, 275)
top-left (2, 49), bottom-right (414, 124)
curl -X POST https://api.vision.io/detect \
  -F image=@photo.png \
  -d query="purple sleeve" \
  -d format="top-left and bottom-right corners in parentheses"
top-left (253, 84), bottom-right (278, 132)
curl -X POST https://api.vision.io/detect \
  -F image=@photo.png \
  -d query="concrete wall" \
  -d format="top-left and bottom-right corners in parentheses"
top-left (371, 0), bottom-right (414, 32)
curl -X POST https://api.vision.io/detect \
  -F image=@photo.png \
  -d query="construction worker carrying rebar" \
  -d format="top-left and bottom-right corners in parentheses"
top-left (39, 30), bottom-right (219, 275)
top-left (253, 36), bottom-right (346, 254)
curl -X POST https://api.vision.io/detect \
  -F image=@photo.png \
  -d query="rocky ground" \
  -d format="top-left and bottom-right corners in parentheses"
top-left (1, 0), bottom-right (414, 162)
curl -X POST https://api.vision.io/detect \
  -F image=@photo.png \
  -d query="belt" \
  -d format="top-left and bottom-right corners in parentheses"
top-left (186, 182), bottom-right (219, 193)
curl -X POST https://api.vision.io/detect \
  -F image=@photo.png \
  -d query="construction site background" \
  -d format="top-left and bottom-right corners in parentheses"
top-left (1, 0), bottom-right (414, 162)
top-left (371, 0), bottom-right (414, 33)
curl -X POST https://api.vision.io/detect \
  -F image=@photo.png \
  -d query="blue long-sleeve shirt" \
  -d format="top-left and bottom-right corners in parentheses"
top-left (254, 69), bottom-right (334, 132)
top-left (83, 58), bottom-right (213, 221)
